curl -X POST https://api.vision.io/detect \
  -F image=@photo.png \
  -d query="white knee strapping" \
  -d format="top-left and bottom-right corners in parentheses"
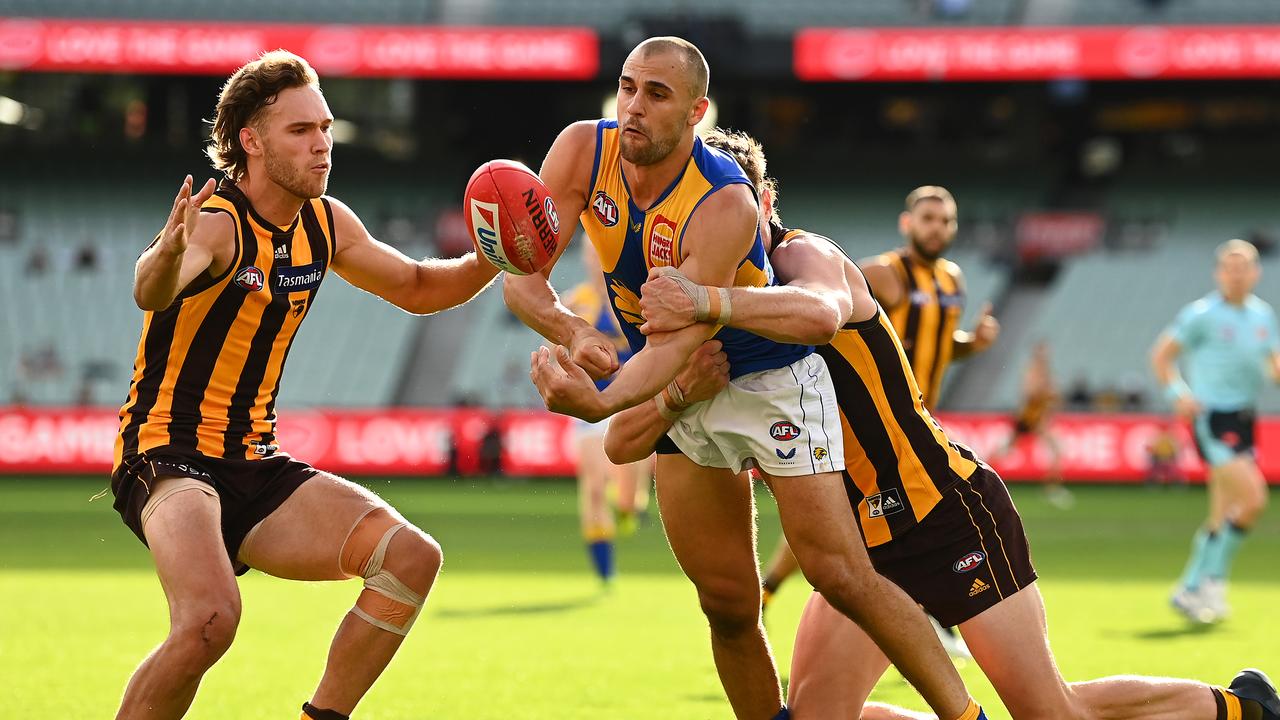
top-left (349, 523), bottom-right (427, 636)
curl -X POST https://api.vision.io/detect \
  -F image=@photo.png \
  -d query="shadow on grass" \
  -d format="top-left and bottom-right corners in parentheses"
top-left (1127, 623), bottom-right (1220, 641)
top-left (434, 594), bottom-right (603, 618)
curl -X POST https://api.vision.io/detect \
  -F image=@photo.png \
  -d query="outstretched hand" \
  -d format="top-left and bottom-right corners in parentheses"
top-left (158, 175), bottom-right (217, 257)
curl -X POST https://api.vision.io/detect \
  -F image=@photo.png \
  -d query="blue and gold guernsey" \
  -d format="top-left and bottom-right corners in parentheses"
top-left (581, 119), bottom-right (810, 378)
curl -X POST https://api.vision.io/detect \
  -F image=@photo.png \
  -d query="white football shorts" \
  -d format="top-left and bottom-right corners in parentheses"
top-left (664, 352), bottom-right (844, 477)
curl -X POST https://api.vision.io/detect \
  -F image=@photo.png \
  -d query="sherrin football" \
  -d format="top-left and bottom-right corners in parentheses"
top-left (464, 159), bottom-right (562, 276)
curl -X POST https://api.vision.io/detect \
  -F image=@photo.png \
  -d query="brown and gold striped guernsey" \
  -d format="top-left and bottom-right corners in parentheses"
top-left (818, 309), bottom-right (980, 547)
top-left (881, 248), bottom-right (965, 407)
top-left (113, 183), bottom-right (335, 470)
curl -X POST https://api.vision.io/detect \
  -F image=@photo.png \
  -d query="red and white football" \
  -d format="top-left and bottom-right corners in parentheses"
top-left (463, 159), bottom-right (562, 276)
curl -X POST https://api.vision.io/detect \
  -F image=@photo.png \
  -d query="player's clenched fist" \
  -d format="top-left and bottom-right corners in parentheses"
top-left (673, 340), bottom-right (729, 405)
top-left (639, 266), bottom-right (699, 334)
top-left (568, 325), bottom-right (620, 381)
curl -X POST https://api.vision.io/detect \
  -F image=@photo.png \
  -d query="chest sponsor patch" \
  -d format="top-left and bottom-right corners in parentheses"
top-left (274, 261), bottom-right (324, 294)
top-left (649, 215), bottom-right (676, 267)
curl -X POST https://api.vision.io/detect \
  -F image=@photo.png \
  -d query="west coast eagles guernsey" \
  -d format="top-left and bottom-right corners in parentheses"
top-left (580, 119), bottom-right (809, 378)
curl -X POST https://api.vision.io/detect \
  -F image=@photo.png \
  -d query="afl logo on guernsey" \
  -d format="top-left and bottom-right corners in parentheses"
top-left (649, 215), bottom-right (676, 266)
top-left (235, 266), bottom-right (265, 292)
top-left (592, 190), bottom-right (619, 227)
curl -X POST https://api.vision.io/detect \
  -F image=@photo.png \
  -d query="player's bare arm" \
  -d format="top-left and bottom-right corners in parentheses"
top-left (857, 253), bottom-right (906, 309)
top-left (502, 121), bottom-right (620, 379)
top-left (530, 184), bottom-right (756, 422)
top-left (1152, 333), bottom-right (1202, 419)
top-left (640, 232), bottom-right (869, 345)
top-left (602, 340), bottom-right (729, 464)
top-left (133, 176), bottom-right (224, 310)
top-left (327, 196), bottom-right (499, 315)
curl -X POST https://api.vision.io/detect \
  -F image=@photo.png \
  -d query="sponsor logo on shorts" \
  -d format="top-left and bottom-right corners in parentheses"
top-left (649, 215), bottom-right (676, 266)
top-left (813, 447), bottom-right (828, 461)
top-left (151, 460), bottom-right (211, 480)
top-left (592, 190), bottom-right (619, 227)
top-left (274, 261), bottom-right (324, 294)
top-left (968, 578), bottom-right (990, 597)
top-left (775, 447), bottom-right (797, 460)
top-left (234, 266), bottom-right (265, 292)
top-left (250, 441), bottom-right (279, 457)
top-left (953, 551), bottom-right (986, 573)
top-left (866, 488), bottom-right (904, 518)
top-left (770, 421), bottom-right (801, 442)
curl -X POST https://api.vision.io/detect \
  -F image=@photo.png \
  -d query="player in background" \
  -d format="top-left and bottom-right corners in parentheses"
top-left (562, 248), bottom-right (653, 584)
top-left (111, 52), bottom-right (500, 720)
top-left (760, 186), bottom-right (999, 658)
top-left (1152, 238), bottom-right (1280, 624)
top-left (627, 127), bottom-right (1280, 720)
top-left (991, 340), bottom-right (1074, 509)
top-left (510, 37), bottom-right (985, 720)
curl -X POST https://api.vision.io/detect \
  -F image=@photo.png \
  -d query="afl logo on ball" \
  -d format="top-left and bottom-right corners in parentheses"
top-left (770, 421), bottom-right (801, 442)
top-left (952, 551), bottom-right (986, 573)
top-left (592, 190), bottom-right (619, 227)
top-left (543, 196), bottom-right (560, 235)
top-left (235, 266), bottom-right (265, 292)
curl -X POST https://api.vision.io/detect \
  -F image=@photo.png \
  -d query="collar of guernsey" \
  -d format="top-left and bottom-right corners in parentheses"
top-left (580, 119), bottom-right (811, 379)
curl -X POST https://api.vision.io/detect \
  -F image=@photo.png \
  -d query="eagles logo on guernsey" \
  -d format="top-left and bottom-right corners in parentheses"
top-left (113, 182), bottom-right (335, 470)
top-left (880, 248), bottom-right (965, 406)
top-left (581, 119), bottom-right (809, 377)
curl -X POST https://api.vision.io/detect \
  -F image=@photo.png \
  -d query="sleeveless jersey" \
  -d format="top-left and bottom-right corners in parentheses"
top-left (580, 119), bottom-right (810, 378)
top-left (880, 248), bottom-right (965, 406)
top-left (776, 226), bottom-right (979, 547)
top-left (563, 280), bottom-right (633, 390)
top-left (114, 183), bottom-right (335, 470)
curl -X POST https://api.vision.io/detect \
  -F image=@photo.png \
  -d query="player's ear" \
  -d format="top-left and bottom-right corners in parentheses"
top-left (897, 210), bottom-right (912, 237)
top-left (239, 126), bottom-right (263, 158)
top-left (760, 188), bottom-right (775, 224)
top-left (688, 96), bottom-right (709, 127)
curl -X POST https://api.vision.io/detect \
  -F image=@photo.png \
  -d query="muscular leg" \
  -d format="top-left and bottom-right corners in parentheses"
top-left (764, 470), bottom-right (971, 720)
top-left (967, 583), bottom-right (1220, 720)
top-left (116, 480), bottom-right (242, 720)
top-left (655, 453), bottom-right (783, 719)
top-left (238, 473), bottom-right (442, 716)
top-left (788, 590), bottom-right (890, 719)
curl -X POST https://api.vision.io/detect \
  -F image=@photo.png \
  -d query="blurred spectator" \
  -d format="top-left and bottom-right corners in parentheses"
top-left (1065, 374), bottom-right (1093, 410)
top-left (0, 209), bottom-right (17, 244)
top-left (1118, 372), bottom-right (1148, 411)
top-left (1091, 384), bottom-right (1123, 413)
top-left (933, 0), bottom-right (972, 18)
top-left (13, 343), bottom-right (65, 403)
top-left (73, 243), bottom-right (99, 273)
top-left (25, 246), bottom-right (49, 274)
top-left (1247, 228), bottom-right (1275, 257)
top-left (1145, 423), bottom-right (1186, 488)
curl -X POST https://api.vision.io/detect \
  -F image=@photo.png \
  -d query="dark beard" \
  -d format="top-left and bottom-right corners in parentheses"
top-left (909, 237), bottom-right (943, 262)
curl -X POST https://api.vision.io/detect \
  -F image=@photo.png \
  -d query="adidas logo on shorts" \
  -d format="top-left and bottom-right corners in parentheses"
top-left (968, 579), bottom-right (990, 597)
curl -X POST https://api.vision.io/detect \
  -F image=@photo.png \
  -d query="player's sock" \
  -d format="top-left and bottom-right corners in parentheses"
top-left (1179, 526), bottom-right (1215, 591)
top-left (1205, 522), bottom-right (1249, 583)
top-left (761, 577), bottom-right (781, 610)
top-left (584, 526), bottom-right (615, 582)
top-left (770, 707), bottom-right (791, 720)
top-left (951, 698), bottom-right (984, 720)
top-left (301, 702), bottom-right (350, 720)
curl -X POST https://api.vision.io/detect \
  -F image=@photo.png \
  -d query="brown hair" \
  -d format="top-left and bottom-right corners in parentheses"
top-left (207, 50), bottom-right (319, 181)
top-left (701, 127), bottom-right (780, 222)
top-left (633, 36), bottom-right (710, 100)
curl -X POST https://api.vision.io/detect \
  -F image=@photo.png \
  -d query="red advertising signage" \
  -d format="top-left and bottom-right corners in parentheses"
top-left (0, 407), bottom-right (1276, 483)
top-left (1015, 211), bottom-right (1106, 262)
top-left (0, 18), bottom-right (598, 79)
top-left (795, 26), bottom-right (1280, 81)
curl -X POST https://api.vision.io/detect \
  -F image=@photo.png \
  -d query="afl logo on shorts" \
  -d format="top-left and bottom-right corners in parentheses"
top-left (953, 551), bottom-right (986, 573)
top-left (770, 421), bottom-right (801, 442)
top-left (649, 215), bottom-right (676, 266)
top-left (592, 190), bottom-right (619, 227)
top-left (235, 266), bottom-right (265, 292)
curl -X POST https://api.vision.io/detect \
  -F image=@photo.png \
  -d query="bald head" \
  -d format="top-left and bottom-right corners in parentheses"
top-left (629, 37), bottom-right (709, 100)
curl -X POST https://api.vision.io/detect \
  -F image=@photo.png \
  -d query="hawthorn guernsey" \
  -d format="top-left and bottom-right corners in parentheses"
top-left (465, 159), bottom-right (562, 275)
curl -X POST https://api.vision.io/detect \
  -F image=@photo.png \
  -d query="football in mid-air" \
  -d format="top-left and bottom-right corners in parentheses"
top-left (464, 159), bottom-right (562, 276)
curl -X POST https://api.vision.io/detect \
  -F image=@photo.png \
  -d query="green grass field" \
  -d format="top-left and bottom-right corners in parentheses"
top-left (2, 478), bottom-right (1277, 718)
